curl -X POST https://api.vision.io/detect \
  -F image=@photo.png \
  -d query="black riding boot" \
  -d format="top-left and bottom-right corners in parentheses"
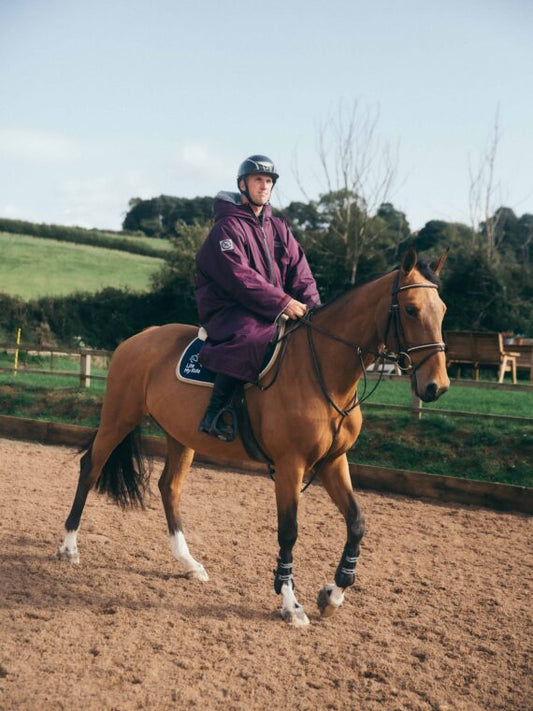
top-left (198, 373), bottom-right (240, 441)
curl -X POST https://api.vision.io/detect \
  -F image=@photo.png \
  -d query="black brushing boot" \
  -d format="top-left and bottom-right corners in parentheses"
top-left (198, 373), bottom-right (240, 441)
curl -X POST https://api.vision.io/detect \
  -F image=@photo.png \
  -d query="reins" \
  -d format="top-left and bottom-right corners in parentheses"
top-left (257, 269), bottom-right (446, 492)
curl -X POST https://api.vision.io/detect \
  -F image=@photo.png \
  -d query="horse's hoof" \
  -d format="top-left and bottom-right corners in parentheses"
top-left (281, 606), bottom-right (310, 628)
top-left (317, 584), bottom-right (344, 617)
top-left (57, 546), bottom-right (80, 564)
top-left (184, 565), bottom-right (209, 582)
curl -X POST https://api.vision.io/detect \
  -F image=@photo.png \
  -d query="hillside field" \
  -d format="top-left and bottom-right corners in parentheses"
top-left (0, 232), bottom-right (164, 299)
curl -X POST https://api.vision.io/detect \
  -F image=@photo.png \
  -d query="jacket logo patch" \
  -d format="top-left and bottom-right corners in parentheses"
top-left (220, 238), bottom-right (234, 252)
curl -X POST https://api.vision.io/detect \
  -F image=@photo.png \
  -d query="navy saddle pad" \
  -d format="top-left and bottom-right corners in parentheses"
top-left (176, 322), bottom-right (286, 388)
top-left (176, 338), bottom-right (216, 386)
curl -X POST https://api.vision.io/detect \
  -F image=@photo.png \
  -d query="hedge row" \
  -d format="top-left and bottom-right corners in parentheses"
top-left (0, 285), bottom-right (199, 350)
top-left (0, 218), bottom-right (170, 259)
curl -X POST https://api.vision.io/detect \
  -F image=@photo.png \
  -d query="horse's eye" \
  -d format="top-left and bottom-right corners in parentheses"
top-left (405, 305), bottom-right (418, 317)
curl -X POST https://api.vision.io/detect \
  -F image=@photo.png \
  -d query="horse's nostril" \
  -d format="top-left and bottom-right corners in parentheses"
top-left (425, 382), bottom-right (438, 401)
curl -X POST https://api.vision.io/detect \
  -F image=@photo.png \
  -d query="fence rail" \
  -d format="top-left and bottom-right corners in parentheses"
top-left (1, 343), bottom-right (532, 423)
top-left (0, 342), bottom-right (111, 357)
top-left (1, 415), bottom-right (531, 512)
top-left (364, 401), bottom-right (533, 424)
top-left (0, 342), bottom-right (111, 388)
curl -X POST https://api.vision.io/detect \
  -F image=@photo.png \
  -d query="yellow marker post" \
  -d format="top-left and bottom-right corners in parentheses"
top-left (14, 328), bottom-right (21, 375)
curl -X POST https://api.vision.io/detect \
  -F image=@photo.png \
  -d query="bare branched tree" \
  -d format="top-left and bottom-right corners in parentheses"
top-left (468, 106), bottom-right (504, 261)
top-left (295, 100), bottom-right (399, 283)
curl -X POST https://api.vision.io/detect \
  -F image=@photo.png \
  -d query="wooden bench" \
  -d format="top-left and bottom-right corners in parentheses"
top-left (444, 330), bottom-right (520, 383)
top-left (508, 342), bottom-right (533, 382)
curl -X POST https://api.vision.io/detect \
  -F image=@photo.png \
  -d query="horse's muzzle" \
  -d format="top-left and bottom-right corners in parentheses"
top-left (417, 380), bottom-right (449, 403)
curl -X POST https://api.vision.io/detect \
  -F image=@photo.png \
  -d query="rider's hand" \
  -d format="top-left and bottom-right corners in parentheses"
top-left (283, 298), bottom-right (308, 320)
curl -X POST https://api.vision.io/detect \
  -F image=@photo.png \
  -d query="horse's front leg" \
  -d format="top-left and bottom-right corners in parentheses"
top-left (317, 453), bottom-right (365, 618)
top-left (158, 437), bottom-right (208, 581)
top-left (273, 462), bottom-right (309, 627)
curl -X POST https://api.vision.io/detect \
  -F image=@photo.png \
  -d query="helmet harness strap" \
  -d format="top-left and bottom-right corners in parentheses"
top-left (239, 176), bottom-right (267, 208)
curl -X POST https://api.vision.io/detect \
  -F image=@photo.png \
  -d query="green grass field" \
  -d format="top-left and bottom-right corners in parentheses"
top-left (0, 357), bottom-right (531, 487)
top-left (79, 230), bottom-right (172, 254)
top-left (0, 232), bottom-right (164, 299)
top-left (362, 377), bottom-right (532, 418)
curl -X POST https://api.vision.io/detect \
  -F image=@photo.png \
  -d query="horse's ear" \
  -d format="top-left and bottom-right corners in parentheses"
top-left (401, 246), bottom-right (417, 274)
top-left (431, 250), bottom-right (449, 276)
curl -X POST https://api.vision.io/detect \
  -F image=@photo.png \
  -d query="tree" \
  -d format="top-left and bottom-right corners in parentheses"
top-left (517, 213), bottom-right (533, 267)
top-left (282, 200), bottom-right (323, 238)
top-left (297, 100), bottom-right (400, 283)
top-left (123, 197), bottom-right (163, 236)
top-left (400, 220), bottom-right (472, 259)
top-left (376, 202), bottom-right (410, 245)
top-left (151, 220), bottom-right (210, 319)
top-left (442, 251), bottom-right (510, 331)
top-left (468, 108), bottom-right (504, 261)
top-left (123, 196), bottom-right (213, 237)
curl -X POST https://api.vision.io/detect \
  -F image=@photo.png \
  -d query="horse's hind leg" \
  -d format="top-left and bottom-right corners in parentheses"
top-left (58, 423), bottom-right (144, 563)
top-left (58, 441), bottom-right (95, 563)
top-left (273, 459), bottom-right (309, 627)
top-left (158, 436), bottom-right (208, 581)
top-left (317, 453), bottom-right (365, 618)
top-left (58, 353), bottom-right (150, 562)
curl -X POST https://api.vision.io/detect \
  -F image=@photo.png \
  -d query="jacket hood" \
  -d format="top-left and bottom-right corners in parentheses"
top-left (214, 191), bottom-right (271, 223)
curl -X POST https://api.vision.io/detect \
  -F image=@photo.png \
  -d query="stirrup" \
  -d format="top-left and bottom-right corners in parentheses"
top-left (200, 407), bottom-right (237, 442)
top-left (210, 407), bottom-right (237, 441)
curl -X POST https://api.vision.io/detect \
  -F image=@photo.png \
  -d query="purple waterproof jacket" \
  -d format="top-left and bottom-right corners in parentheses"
top-left (195, 191), bottom-right (321, 382)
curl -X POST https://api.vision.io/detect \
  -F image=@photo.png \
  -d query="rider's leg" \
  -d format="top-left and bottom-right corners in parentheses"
top-left (198, 372), bottom-right (241, 440)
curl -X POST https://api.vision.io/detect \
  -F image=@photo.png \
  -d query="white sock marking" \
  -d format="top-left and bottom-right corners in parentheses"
top-left (281, 582), bottom-right (299, 612)
top-left (329, 583), bottom-right (345, 607)
top-left (170, 531), bottom-right (208, 579)
top-left (60, 530), bottom-right (78, 554)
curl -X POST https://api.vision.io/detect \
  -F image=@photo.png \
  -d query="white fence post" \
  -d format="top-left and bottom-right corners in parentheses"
top-left (412, 392), bottom-right (423, 420)
top-left (80, 352), bottom-right (91, 388)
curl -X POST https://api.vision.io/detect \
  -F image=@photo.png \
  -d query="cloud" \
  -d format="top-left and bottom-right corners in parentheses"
top-left (0, 204), bottom-right (19, 217)
top-left (57, 171), bottom-right (156, 229)
top-left (0, 128), bottom-right (83, 162)
top-left (169, 142), bottom-right (232, 182)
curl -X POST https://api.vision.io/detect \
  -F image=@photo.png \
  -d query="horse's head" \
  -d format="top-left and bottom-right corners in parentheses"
top-left (385, 247), bottom-right (449, 402)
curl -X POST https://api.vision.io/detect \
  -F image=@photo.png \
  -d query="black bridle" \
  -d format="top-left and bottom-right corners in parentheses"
top-left (258, 269), bottom-right (446, 491)
top-left (384, 270), bottom-right (446, 376)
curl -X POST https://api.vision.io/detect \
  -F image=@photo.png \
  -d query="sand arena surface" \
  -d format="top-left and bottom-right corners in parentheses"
top-left (0, 438), bottom-right (531, 710)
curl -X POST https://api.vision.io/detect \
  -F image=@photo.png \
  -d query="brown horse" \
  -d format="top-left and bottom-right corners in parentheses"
top-left (58, 248), bottom-right (449, 627)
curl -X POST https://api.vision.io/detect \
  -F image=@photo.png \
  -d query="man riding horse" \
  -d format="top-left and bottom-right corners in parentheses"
top-left (195, 154), bottom-right (321, 440)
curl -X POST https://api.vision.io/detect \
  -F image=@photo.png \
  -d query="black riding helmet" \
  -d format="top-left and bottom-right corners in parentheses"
top-left (237, 154), bottom-right (279, 206)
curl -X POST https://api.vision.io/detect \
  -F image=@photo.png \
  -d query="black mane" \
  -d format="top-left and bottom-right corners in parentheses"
top-left (346, 256), bottom-right (441, 292)
top-left (315, 256), bottom-right (441, 312)
top-left (415, 257), bottom-right (441, 287)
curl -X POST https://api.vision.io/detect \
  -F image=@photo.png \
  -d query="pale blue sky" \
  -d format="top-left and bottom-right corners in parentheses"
top-left (1, 0), bottom-right (531, 231)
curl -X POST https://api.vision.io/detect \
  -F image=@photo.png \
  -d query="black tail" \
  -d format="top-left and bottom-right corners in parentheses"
top-left (82, 428), bottom-right (150, 509)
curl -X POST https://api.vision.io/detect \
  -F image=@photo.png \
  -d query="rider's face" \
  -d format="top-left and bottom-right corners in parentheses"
top-left (242, 174), bottom-right (273, 205)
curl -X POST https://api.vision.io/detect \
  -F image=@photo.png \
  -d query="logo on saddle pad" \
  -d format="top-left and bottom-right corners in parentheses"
top-left (176, 339), bottom-right (217, 386)
top-left (219, 238), bottom-right (234, 252)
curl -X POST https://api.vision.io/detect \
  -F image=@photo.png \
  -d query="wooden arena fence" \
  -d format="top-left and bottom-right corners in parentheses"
top-left (0, 415), bottom-right (531, 515)
top-left (0, 342), bottom-right (531, 422)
